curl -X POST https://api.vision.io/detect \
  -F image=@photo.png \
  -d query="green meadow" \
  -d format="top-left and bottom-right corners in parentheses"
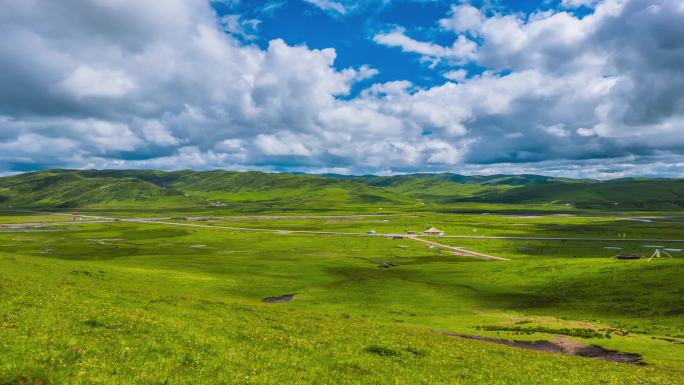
top-left (1, 209), bottom-right (683, 385)
top-left (1, 170), bottom-right (684, 384)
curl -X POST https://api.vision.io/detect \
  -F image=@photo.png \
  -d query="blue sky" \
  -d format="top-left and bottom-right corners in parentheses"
top-left (212, 0), bottom-right (582, 90)
top-left (1, 0), bottom-right (683, 178)
top-left (213, 1), bottom-right (452, 91)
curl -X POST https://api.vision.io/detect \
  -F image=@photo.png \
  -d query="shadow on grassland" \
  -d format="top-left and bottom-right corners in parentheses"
top-left (321, 262), bottom-right (543, 309)
top-left (511, 217), bottom-right (684, 241)
top-left (508, 261), bottom-right (684, 320)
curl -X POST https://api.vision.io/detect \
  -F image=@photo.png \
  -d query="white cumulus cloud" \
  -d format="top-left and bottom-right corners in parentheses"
top-left (0, 0), bottom-right (683, 178)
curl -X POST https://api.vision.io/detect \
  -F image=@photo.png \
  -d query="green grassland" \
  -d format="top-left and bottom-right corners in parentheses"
top-left (1, 213), bottom-right (683, 384)
top-left (167, 212), bottom-right (684, 239)
top-left (1, 170), bottom-right (684, 384)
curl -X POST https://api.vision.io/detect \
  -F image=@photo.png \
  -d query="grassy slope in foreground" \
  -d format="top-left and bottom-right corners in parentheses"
top-left (0, 220), bottom-right (682, 384)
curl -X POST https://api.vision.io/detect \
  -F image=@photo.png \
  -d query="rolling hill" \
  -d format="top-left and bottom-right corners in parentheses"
top-left (472, 178), bottom-right (684, 209)
top-left (0, 170), bottom-right (413, 210)
top-left (0, 169), bottom-right (682, 210)
top-left (343, 173), bottom-right (684, 209)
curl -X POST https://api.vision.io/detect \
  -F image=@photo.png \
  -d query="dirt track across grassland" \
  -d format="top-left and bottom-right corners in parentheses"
top-left (407, 236), bottom-right (510, 261)
top-left (6, 210), bottom-right (509, 261)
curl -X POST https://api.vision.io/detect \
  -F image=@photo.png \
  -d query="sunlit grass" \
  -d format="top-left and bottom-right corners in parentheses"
top-left (1, 213), bottom-right (683, 384)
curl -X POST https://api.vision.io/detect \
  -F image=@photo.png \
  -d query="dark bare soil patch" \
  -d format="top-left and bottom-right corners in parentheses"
top-left (262, 294), bottom-right (295, 303)
top-left (439, 331), bottom-right (645, 365)
top-left (575, 345), bottom-right (644, 365)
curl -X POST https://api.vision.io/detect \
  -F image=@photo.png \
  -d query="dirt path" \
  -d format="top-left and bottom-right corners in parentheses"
top-left (12, 216), bottom-right (684, 244)
top-left (12, 210), bottom-right (684, 243)
top-left (128, 220), bottom-right (510, 261)
top-left (408, 236), bottom-right (510, 261)
top-left (11, 210), bottom-right (509, 261)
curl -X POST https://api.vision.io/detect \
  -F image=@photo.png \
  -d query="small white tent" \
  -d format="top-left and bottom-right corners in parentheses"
top-left (423, 227), bottom-right (444, 236)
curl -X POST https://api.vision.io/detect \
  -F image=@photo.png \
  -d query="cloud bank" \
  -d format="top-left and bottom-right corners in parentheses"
top-left (1, 0), bottom-right (683, 178)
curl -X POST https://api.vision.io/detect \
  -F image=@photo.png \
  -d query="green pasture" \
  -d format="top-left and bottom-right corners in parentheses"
top-left (1, 214), bottom-right (683, 384)
top-left (152, 212), bottom-right (684, 241)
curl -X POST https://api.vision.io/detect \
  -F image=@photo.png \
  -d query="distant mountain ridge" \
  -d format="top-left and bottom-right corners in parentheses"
top-left (326, 172), bottom-right (587, 185)
top-left (0, 169), bottom-right (682, 210)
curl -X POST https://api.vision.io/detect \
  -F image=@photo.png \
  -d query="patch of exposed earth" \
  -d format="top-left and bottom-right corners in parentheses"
top-left (263, 294), bottom-right (295, 303)
top-left (438, 332), bottom-right (645, 365)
